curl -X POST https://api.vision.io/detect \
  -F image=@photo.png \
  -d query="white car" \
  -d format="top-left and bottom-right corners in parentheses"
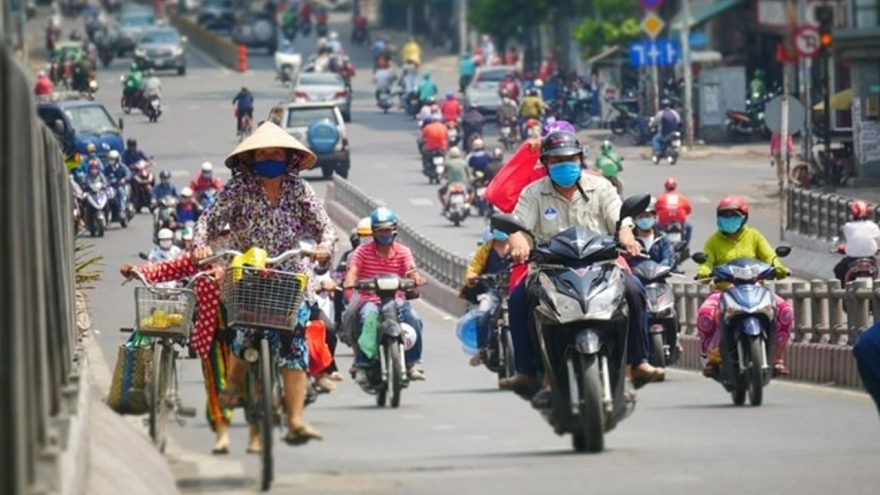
top-left (292, 72), bottom-right (352, 122)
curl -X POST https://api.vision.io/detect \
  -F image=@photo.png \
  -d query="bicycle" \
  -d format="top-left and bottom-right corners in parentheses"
top-left (199, 245), bottom-right (313, 492)
top-left (237, 109), bottom-right (254, 142)
top-left (475, 272), bottom-right (515, 380)
top-left (122, 270), bottom-right (203, 452)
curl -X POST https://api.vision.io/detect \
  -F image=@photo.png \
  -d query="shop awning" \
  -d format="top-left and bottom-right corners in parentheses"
top-left (670, 0), bottom-right (743, 32)
top-left (813, 89), bottom-right (853, 111)
top-left (586, 45), bottom-right (622, 65)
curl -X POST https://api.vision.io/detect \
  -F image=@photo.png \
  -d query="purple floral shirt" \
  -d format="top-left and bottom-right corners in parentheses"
top-left (194, 172), bottom-right (337, 295)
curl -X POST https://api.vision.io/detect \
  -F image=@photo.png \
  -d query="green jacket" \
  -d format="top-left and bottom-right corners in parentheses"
top-left (595, 151), bottom-right (622, 178)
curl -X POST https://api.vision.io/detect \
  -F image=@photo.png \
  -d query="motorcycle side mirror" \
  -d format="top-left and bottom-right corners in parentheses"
top-left (691, 252), bottom-right (708, 264)
top-left (53, 119), bottom-right (66, 134)
top-left (620, 194), bottom-right (651, 220)
top-left (490, 213), bottom-right (531, 238)
top-left (117, 117), bottom-right (124, 130)
top-left (138, 252), bottom-right (149, 260)
top-left (775, 245), bottom-right (792, 258)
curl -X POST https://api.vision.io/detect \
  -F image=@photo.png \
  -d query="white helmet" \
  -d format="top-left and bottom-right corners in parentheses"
top-left (329, 31), bottom-right (338, 41)
top-left (157, 228), bottom-right (174, 241)
top-left (201, 161), bottom-right (213, 172)
top-left (534, 78), bottom-right (544, 88)
top-left (180, 186), bottom-right (193, 198)
top-left (107, 149), bottom-right (120, 161)
top-left (317, 37), bottom-right (327, 47)
top-left (472, 138), bottom-right (484, 150)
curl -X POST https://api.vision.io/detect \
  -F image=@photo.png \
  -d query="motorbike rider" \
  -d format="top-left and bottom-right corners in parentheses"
top-left (500, 131), bottom-right (665, 403)
top-left (281, 6), bottom-right (298, 37)
top-left (232, 86), bottom-right (254, 134)
top-left (497, 91), bottom-right (520, 137)
top-left (486, 147), bottom-right (505, 182)
top-left (352, 11), bottom-right (368, 42)
top-left (630, 198), bottom-right (675, 268)
top-left (441, 92), bottom-right (462, 122)
top-left (437, 146), bottom-right (472, 213)
top-left (122, 62), bottom-right (144, 109)
top-left (342, 207), bottom-right (427, 382)
top-left (416, 96), bottom-right (442, 124)
top-left (399, 64), bottom-right (419, 104)
top-left (78, 142), bottom-right (104, 178)
top-left (151, 169), bottom-right (179, 206)
top-left (854, 320), bottom-right (880, 415)
top-left (651, 98), bottom-right (681, 158)
top-left (121, 138), bottom-right (150, 168)
top-left (498, 73), bottom-right (519, 102)
top-left (326, 31), bottom-right (343, 54)
top-left (143, 68), bottom-right (162, 100)
top-left (833, 200), bottom-right (880, 283)
top-left (401, 36), bottom-right (422, 67)
top-left (190, 161), bottom-right (224, 198)
top-left (34, 70), bottom-right (54, 96)
top-left (458, 51), bottom-right (476, 93)
top-left (459, 227), bottom-right (511, 366)
top-left (518, 88), bottom-right (545, 137)
top-left (417, 72), bottom-right (438, 106)
top-left (750, 69), bottom-right (766, 100)
top-left (461, 103), bottom-right (485, 153)
top-left (149, 228), bottom-right (182, 262)
top-left (595, 140), bottom-right (624, 194)
top-left (175, 187), bottom-right (204, 226)
top-left (655, 177), bottom-right (693, 247)
top-left (372, 65), bottom-right (396, 102)
top-left (341, 217), bottom-right (373, 265)
top-left (696, 196), bottom-right (793, 377)
top-left (421, 115), bottom-right (448, 159)
top-left (72, 54), bottom-right (95, 93)
top-left (103, 149), bottom-right (131, 207)
top-left (467, 138), bottom-right (493, 177)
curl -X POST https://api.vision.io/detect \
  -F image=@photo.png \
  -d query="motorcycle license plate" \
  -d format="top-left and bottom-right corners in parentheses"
top-left (501, 126), bottom-right (510, 136)
top-left (667, 232), bottom-right (682, 243)
top-left (151, 100), bottom-right (159, 108)
top-left (449, 130), bottom-right (458, 139)
top-left (432, 156), bottom-right (444, 165)
top-left (435, 165), bottom-right (445, 175)
top-left (672, 139), bottom-right (681, 147)
top-left (450, 195), bottom-right (465, 204)
top-left (477, 187), bottom-right (487, 196)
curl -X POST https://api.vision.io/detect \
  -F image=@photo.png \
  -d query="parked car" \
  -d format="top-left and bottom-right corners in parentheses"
top-left (198, 0), bottom-right (238, 30)
top-left (37, 96), bottom-right (125, 163)
top-left (292, 72), bottom-right (352, 122)
top-left (134, 27), bottom-right (187, 75)
top-left (465, 65), bottom-right (519, 119)
top-left (116, 6), bottom-right (156, 55)
top-left (269, 102), bottom-right (350, 179)
top-left (232, 10), bottom-right (277, 54)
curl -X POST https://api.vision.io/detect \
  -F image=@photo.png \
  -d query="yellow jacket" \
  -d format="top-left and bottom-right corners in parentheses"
top-left (519, 96), bottom-right (544, 118)
top-left (401, 41), bottom-right (421, 65)
top-left (458, 241), bottom-right (494, 299)
top-left (697, 226), bottom-right (788, 287)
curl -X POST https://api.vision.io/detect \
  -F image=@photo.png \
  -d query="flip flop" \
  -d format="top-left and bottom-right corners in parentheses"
top-left (284, 425), bottom-right (323, 446)
top-left (218, 388), bottom-right (245, 409)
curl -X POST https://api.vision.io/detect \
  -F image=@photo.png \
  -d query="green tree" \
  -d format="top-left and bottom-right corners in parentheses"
top-left (467, 0), bottom-right (553, 40)
top-left (573, 0), bottom-right (641, 56)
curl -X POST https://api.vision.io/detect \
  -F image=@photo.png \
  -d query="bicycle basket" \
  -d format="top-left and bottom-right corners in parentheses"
top-left (221, 267), bottom-right (307, 332)
top-left (134, 286), bottom-right (197, 338)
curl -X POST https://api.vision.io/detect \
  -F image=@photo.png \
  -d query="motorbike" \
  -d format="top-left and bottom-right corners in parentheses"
top-left (85, 76), bottom-right (99, 99)
top-left (650, 125), bottom-right (681, 165)
top-left (446, 119), bottom-right (461, 148)
top-left (120, 83), bottom-right (144, 115)
top-left (352, 274), bottom-right (418, 408)
top-left (471, 171), bottom-right (492, 218)
top-left (725, 89), bottom-right (776, 142)
top-left (316, 21), bottom-right (328, 38)
top-left (352, 26), bottom-right (368, 45)
top-left (281, 23), bottom-right (298, 41)
top-left (403, 91), bottom-right (420, 116)
top-left (662, 222), bottom-right (690, 269)
top-left (443, 182), bottom-right (470, 227)
top-left (71, 175), bottom-right (84, 235)
top-left (497, 118), bottom-right (517, 151)
top-left (376, 88), bottom-right (394, 113)
top-left (129, 159), bottom-right (154, 213)
top-left (632, 260), bottom-right (681, 371)
top-left (275, 50), bottom-right (302, 84)
top-left (199, 188), bottom-right (218, 210)
top-left (299, 18), bottom-right (312, 37)
top-left (98, 45), bottom-right (114, 68)
top-left (153, 195), bottom-right (179, 237)
top-left (83, 178), bottom-right (110, 237)
top-left (423, 149), bottom-right (445, 184)
top-left (106, 180), bottom-right (134, 228)
top-left (691, 245), bottom-right (792, 406)
top-left (475, 272), bottom-right (515, 380)
top-left (607, 97), bottom-right (640, 136)
top-left (489, 193), bottom-right (651, 453)
top-left (562, 86), bottom-right (593, 129)
top-left (831, 237), bottom-right (878, 285)
top-left (145, 94), bottom-right (161, 123)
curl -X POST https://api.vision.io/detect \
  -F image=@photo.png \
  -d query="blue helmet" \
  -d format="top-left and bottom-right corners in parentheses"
top-left (370, 207), bottom-right (398, 230)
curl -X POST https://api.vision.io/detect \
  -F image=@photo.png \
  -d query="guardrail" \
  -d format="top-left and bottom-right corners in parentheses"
top-left (1, 51), bottom-right (83, 494)
top-left (169, 13), bottom-right (241, 71)
top-left (329, 176), bottom-right (872, 387)
top-left (786, 185), bottom-right (861, 242)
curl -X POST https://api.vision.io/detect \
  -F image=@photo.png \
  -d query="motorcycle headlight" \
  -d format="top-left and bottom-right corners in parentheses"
top-left (134, 48), bottom-right (146, 57)
top-left (585, 285), bottom-right (619, 320)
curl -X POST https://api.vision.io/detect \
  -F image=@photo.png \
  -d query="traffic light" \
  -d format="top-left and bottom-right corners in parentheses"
top-left (816, 5), bottom-right (834, 53)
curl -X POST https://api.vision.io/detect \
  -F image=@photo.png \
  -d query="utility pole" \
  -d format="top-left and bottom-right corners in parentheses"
top-left (458, 0), bottom-right (468, 55)
top-left (798, 0), bottom-right (812, 161)
top-left (679, 0), bottom-right (695, 149)
top-left (19, 0), bottom-right (27, 65)
top-left (816, 5), bottom-right (834, 187)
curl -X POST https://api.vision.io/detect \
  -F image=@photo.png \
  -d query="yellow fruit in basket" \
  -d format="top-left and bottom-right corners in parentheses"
top-left (167, 313), bottom-right (185, 326)
top-left (140, 317), bottom-right (154, 328)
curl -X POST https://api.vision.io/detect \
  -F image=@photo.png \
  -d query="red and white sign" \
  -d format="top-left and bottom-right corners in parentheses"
top-left (794, 25), bottom-right (821, 58)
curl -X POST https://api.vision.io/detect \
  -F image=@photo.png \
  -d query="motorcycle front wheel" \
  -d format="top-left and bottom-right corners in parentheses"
top-left (572, 354), bottom-right (604, 453)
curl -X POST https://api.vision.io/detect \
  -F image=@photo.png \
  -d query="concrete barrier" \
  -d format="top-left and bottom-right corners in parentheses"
top-left (169, 14), bottom-right (241, 71)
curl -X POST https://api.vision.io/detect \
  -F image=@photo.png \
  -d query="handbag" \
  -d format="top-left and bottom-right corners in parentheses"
top-left (106, 331), bottom-right (153, 415)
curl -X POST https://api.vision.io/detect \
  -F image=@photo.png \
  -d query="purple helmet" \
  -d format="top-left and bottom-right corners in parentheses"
top-left (542, 119), bottom-right (576, 137)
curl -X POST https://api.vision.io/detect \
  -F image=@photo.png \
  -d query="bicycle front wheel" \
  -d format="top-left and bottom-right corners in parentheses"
top-left (259, 337), bottom-right (274, 492)
top-left (149, 343), bottom-right (172, 452)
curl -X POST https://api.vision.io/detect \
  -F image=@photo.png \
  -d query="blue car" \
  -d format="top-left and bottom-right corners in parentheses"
top-left (37, 97), bottom-right (125, 163)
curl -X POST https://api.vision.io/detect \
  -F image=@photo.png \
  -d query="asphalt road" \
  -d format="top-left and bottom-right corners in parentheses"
top-left (58, 10), bottom-right (880, 495)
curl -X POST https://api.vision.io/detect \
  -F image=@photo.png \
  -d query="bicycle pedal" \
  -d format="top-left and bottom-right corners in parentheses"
top-left (177, 406), bottom-right (197, 418)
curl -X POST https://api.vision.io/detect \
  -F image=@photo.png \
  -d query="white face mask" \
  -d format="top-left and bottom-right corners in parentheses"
top-left (159, 240), bottom-right (173, 250)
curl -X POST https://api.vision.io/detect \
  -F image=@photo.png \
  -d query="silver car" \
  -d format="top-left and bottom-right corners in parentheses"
top-left (134, 28), bottom-right (187, 75)
top-left (465, 65), bottom-right (519, 119)
top-left (117, 8), bottom-right (156, 55)
top-left (292, 72), bottom-right (352, 122)
top-left (271, 102), bottom-right (351, 179)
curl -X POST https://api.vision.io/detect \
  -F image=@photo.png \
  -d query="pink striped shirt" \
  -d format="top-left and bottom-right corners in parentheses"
top-left (350, 241), bottom-right (416, 303)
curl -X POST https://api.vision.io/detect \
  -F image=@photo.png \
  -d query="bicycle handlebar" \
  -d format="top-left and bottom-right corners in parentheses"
top-left (198, 246), bottom-right (319, 267)
top-left (123, 268), bottom-right (212, 289)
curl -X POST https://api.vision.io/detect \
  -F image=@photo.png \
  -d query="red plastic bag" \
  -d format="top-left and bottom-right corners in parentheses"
top-left (484, 142), bottom-right (545, 214)
top-left (306, 320), bottom-right (333, 377)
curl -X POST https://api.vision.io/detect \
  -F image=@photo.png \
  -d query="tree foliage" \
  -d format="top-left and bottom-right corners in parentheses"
top-left (467, 0), bottom-right (554, 40)
top-left (573, 0), bottom-right (641, 55)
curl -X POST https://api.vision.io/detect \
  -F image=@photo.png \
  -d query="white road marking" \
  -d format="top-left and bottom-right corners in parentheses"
top-left (463, 434), bottom-right (490, 441)
top-left (430, 424), bottom-right (457, 431)
top-left (409, 198), bottom-right (433, 206)
top-left (402, 414), bottom-right (425, 420)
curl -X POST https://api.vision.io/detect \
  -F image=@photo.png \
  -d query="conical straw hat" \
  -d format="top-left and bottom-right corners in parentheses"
top-left (224, 121), bottom-right (318, 171)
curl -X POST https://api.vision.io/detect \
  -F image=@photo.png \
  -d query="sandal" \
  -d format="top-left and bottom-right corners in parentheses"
top-left (773, 360), bottom-right (789, 377)
top-left (284, 425), bottom-right (323, 446)
top-left (218, 388), bottom-right (245, 409)
top-left (530, 387), bottom-right (552, 410)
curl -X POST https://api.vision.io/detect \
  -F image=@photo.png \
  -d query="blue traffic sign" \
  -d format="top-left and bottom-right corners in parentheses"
top-left (689, 32), bottom-right (708, 49)
top-left (639, 0), bottom-right (666, 9)
top-left (629, 39), bottom-right (681, 67)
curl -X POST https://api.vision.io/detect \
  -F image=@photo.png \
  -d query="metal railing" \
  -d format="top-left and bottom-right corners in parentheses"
top-left (332, 177), bottom-right (469, 288)
top-left (0, 50), bottom-right (81, 494)
top-left (786, 185), bottom-right (863, 242)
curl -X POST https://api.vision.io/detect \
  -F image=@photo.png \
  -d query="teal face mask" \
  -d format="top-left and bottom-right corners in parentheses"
top-left (717, 215), bottom-right (745, 234)
top-left (635, 217), bottom-right (656, 231)
top-left (492, 230), bottom-right (508, 242)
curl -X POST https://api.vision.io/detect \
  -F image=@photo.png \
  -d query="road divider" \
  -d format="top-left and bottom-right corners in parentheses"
top-left (325, 177), bottom-right (867, 390)
top-left (169, 14), bottom-right (242, 72)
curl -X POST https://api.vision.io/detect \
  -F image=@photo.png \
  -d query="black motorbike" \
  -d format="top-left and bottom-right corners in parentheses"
top-left (490, 193), bottom-right (651, 453)
top-left (422, 149), bottom-right (445, 184)
top-left (299, 18), bottom-right (312, 37)
top-left (315, 21), bottom-right (328, 38)
top-left (353, 275), bottom-right (418, 408)
top-left (662, 222), bottom-right (690, 269)
top-left (352, 26), bottom-right (368, 45)
top-left (82, 178), bottom-right (110, 237)
top-left (632, 260), bottom-right (681, 370)
top-left (474, 273), bottom-right (515, 380)
top-left (129, 159), bottom-right (154, 213)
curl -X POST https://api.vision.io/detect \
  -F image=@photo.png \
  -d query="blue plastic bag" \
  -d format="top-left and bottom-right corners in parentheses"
top-left (454, 309), bottom-right (481, 356)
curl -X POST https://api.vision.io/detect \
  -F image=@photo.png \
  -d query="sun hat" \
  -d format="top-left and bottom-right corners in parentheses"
top-left (224, 121), bottom-right (318, 172)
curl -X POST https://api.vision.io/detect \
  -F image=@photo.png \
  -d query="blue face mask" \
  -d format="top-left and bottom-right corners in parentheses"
top-left (492, 230), bottom-right (509, 242)
top-left (253, 159), bottom-right (287, 178)
top-left (635, 217), bottom-right (656, 231)
top-left (547, 161), bottom-right (581, 188)
top-left (717, 215), bottom-right (745, 234)
top-left (374, 234), bottom-right (395, 246)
